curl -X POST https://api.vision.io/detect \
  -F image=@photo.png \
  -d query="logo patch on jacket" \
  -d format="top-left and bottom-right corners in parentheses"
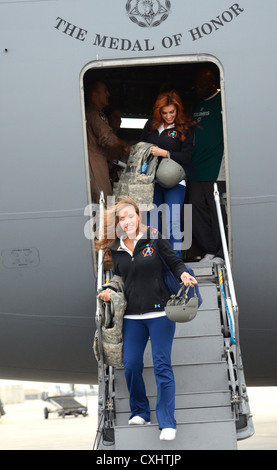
top-left (142, 245), bottom-right (154, 257)
top-left (168, 130), bottom-right (178, 138)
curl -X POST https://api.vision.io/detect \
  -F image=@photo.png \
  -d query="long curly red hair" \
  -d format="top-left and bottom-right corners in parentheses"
top-left (152, 90), bottom-right (191, 142)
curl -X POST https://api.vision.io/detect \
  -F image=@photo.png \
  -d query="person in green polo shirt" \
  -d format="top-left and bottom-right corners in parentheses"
top-left (188, 66), bottom-right (227, 264)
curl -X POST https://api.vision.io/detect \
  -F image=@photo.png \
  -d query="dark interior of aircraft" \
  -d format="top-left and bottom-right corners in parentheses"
top-left (82, 61), bottom-right (222, 261)
top-left (83, 61), bottom-right (220, 142)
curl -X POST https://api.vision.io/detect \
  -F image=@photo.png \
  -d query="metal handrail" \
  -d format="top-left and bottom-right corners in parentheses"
top-left (214, 184), bottom-right (238, 311)
top-left (94, 191), bottom-right (106, 449)
top-left (96, 191), bottom-right (105, 319)
top-left (214, 183), bottom-right (244, 400)
top-left (94, 192), bottom-right (116, 448)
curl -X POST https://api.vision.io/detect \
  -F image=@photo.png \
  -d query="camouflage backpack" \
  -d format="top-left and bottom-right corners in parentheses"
top-left (113, 141), bottom-right (158, 209)
top-left (93, 275), bottom-right (127, 368)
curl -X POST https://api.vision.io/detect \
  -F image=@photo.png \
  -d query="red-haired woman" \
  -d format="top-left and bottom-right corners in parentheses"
top-left (141, 90), bottom-right (194, 258)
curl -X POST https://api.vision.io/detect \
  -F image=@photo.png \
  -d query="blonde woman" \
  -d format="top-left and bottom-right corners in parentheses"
top-left (97, 198), bottom-right (197, 441)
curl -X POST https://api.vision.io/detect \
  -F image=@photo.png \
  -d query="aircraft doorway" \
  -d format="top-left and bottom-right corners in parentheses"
top-left (81, 56), bottom-right (230, 262)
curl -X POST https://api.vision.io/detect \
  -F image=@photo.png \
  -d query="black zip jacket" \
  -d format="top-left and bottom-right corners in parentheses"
top-left (141, 119), bottom-right (194, 176)
top-left (109, 228), bottom-right (188, 316)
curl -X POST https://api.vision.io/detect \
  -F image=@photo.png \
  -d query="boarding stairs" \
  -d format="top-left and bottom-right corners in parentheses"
top-left (94, 187), bottom-right (254, 450)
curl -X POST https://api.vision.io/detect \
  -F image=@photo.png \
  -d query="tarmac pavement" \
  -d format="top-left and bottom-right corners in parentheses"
top-left (0, 395), bottom-right (98, 450)
top-left (0, 388), bottom-right (276, 450)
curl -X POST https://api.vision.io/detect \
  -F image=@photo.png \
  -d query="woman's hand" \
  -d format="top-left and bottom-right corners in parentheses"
top-left (98, 289), bottom-right (111, 302)
top-left (180, 271), bottom-right (198, 287)
top-left (151, 146), bottom-right (168, 158)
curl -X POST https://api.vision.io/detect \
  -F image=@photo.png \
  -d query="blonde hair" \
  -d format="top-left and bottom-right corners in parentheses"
top-left (95, 197), bottom-right (145, 251)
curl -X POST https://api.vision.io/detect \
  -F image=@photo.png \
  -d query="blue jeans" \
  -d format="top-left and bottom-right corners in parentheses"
top-left (123, 316), bottom-right (176, 429)
top-left (148, 183), bottom-right (186, 258)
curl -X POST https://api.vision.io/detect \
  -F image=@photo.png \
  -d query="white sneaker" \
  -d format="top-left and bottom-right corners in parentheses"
top-left (128, 416), bottom-right (151, 425)
top-left (199, 253), bottom-right (215, 263)
top-left (160, 428), bottom-right (177, 441)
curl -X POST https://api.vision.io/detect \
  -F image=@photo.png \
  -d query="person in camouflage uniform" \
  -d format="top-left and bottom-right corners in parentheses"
top-left (85, 81), bottom-right (130, 203)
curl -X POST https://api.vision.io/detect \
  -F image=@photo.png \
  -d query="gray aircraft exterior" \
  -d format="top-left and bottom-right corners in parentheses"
top-left (0, 0), bottom-right (276, 387)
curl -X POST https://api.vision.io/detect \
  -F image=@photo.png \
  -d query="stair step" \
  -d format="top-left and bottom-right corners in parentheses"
top-left (115, 405), bottom-right (233, 426)
top-left (174, 308), bottom-right (222, 337)
top-left (115, 390), bottom-right (232, 413)
top-left (144, 335), bottom-right (225, 365)
top-left (114, 362), bottom-right (229, 398)
top-left (187, 263), bottom-right (215, 278)
top-left (114, 420), bottom-right (237, 450)
top-left (197, 283), bottom-right (218, 310)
